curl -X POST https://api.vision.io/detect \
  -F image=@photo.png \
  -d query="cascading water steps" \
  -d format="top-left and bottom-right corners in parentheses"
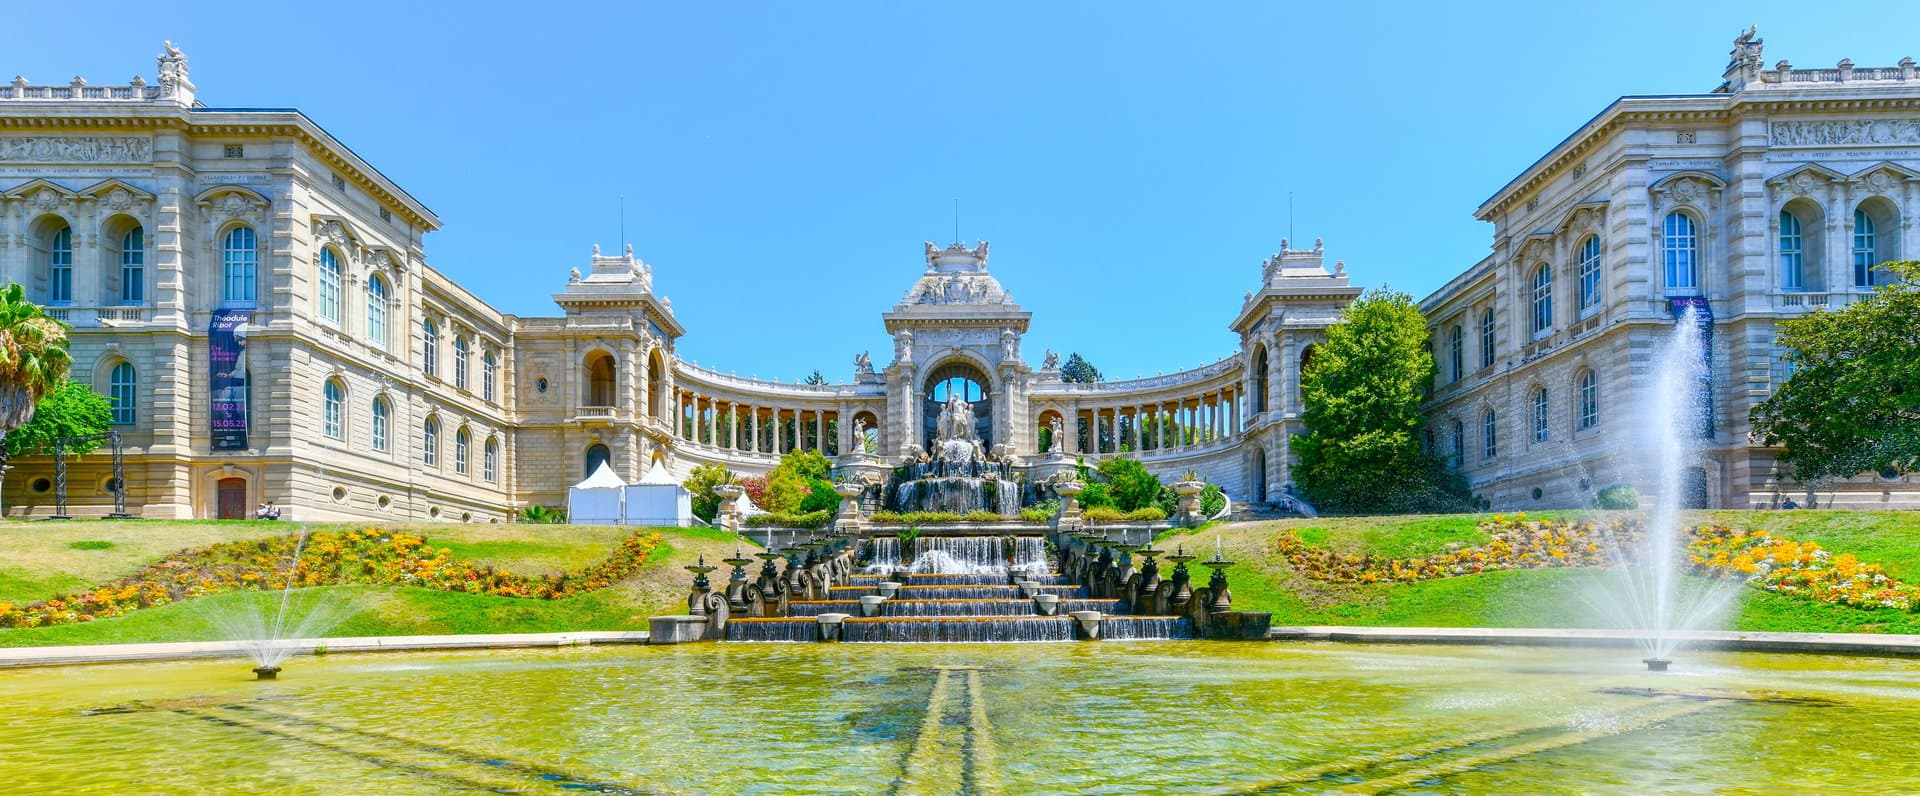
top-left (727, 532), bottom-right (1193, 643)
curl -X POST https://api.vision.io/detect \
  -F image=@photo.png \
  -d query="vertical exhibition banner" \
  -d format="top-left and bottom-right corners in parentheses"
top-left (210, 309), bottom-right (251, 450)
top-left (1669, 296), bottom-right (1715, 437)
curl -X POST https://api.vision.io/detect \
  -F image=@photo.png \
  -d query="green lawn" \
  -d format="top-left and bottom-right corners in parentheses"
top-left (0, 522), bottom-right (751, 648)
top-left (1160, 510), bottom-right (1920, 635)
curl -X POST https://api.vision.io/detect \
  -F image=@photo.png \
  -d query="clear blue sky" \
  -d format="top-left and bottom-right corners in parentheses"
top-left (7, 2), bottom-right (1914, 382)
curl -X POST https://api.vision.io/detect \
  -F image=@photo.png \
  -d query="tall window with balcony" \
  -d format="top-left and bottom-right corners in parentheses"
top-left (1578, 235), bottom-right (1602, 311)
top-left (1530, 264), bottom-right (1553, 335)
top-left (1530, 387), bottom-right (1549, 443)
top-left (223, 227), bottom-right (258, 306)
top-left (318, 248), bottom-right (342, 323)
top-left (1780, 211), bottom-right (1805, 291)
top-left (1479, 308), bottom-right (1495, 369)
top-left (365, 274), bottom-right (389, 350)
top-left (453, 337), bottom-right (470, 391)
top-left (1662, 212), bottom-right (1698, 295)
top-left (119, 226), bottom-right (144, 304)
top-left (586, 351), bottom-right (616, 407)
top-left (48, 225), bottom-right (72, 305)
top-left (1577, 369), bottom-right (1598, 431)
top-left (1852, 202), bottom-right (1898, 287)
top-left (1448, 324), bottom-right (1464, 383)
top-left (422, 318), bottom-right (439, 376)
top-left (108, 362), bottom-right (136, 425)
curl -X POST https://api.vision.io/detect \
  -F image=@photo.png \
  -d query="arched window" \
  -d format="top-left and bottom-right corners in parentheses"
top-left (108, 362), bottom-right (136, 425)
top-left (365, 274), bottom-right (389, 349)
top-left (422, 318), bottom-right (439, 376)
top-left (323, 378), bottom-right (346, 440)
top-left (1530, 264), bottom-right (1552, 334)
top-left (453, 336), bottom-right (470, 391)
top-left (584, 443), bottom-right (611, 477)
top-left (1479, 308), bottom-right (1496, 368)
top-left (1779, 211), bottom-right (1805, 291)
top-left (119, 226), bottom-right (145, 305)
top-left (1577, 369), bottom-right (1598, 430)
top-left (1662, 212), bottom-right (1698, 294)
top-left (455, 427), bottom-right (471, 475)
top-left (1578, 235), bottom-right (1602, 310)
top-left (222, 226), bottom-right (258, 306)
top-left (1530, 387), bottom-right (1549, 443)
top-left (48, 225), bottom-right (72, 304)
top-left (371, 396), bottom-right (391, 452)
top-left (1449, 419), bottom-right (1465, 467)
top-left (482, 351), bottom-right (497, 402)
top-left (1447, 324), bottom-right (1464, 382)
top-left (1482, 409), bottom-right (1498, 459)
top-left (1854, 208), bottom-right (1880, 287)
top-left (483, 437), bottom-right (499, 483)
top-left (318, 248), bottom-right (342, 323)
top-left (646, 352), bottom-right (666, 418)
top-left (423, 416), bottom-right (440, 467)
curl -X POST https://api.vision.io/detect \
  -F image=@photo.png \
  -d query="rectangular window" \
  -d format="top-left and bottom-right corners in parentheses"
top-left (1480, 309), bottom-right (1495, 369)
top-left (224, 144), bottom-right (244, 159)
top-left (120, 228), bottom-right (145, 304)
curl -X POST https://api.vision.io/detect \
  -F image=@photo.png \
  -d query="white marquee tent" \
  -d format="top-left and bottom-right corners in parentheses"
top-left (567, 462), bottom-right (627, 525)
top-left (623, 459), bottom-right (695, 527)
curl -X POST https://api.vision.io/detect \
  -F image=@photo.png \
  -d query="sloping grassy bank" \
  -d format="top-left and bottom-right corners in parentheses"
top-left (0, 522), bottom-right (744, 648)
top-left (1159, 510), bottom-right (1920, 635)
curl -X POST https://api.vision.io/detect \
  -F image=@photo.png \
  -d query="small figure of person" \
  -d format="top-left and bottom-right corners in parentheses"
top-left (1781, 497), bottom-right (1800, 510)
top-left (262, 500), bottom-right (281, 521)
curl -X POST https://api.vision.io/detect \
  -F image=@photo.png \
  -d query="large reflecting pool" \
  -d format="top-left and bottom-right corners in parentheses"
top-left (3, 641), bottom-right (1918, 794)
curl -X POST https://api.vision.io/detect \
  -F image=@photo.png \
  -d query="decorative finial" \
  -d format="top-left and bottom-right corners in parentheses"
top-left (592, 243), bottom-right (601, 256)
top-left (624, 243), bottom-right (633, 257)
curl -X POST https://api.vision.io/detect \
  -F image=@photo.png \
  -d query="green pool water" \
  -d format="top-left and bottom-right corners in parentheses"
top-left (3, 641), bottom-right (1918, 794)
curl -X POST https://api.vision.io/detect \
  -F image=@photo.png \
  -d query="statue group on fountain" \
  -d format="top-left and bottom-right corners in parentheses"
top-left (934, 391), bottom-right (988, 465)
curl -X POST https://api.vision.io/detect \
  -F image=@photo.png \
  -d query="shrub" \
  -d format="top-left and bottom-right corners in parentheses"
top-left (865, 511), bottom-right (1004, 525)
top-left (1084, 507), bottom-right (1126, 522)
top-left (964, 510), bottom-right (1003, 522)
top-left (1199, 483), bottom-right (1226, 518)
top-left (1020, 498), bottom-right (1060, 524)
top-left (798, 479), bottom-right (840, 514)
top-left (744, 510), bottom-right (832, 529)
top-left (1594, 485), bottom-right (1640, 510)
top-left (1124, 506), bottom-right (1168, 522)
top-left (739, 475), bottom-right (769, 510)
top-left (1096, 458), bottom-right (1162, 511)
top-left (521, 504), bottom-right (567, 524)
top-left (683, 463), bottom-right (731, 522)
top-left (1078, 482), bottom-right (1115, 510)
top-left (763, 450), bottom-right (836, 512)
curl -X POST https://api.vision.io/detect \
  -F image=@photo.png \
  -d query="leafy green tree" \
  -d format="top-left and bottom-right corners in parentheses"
top-left (1752, 261), bottom-right (1920, 482)
top-left (803, 370), bottom-right (827, 385)
top-left (761, 449), bottom-right (835, 513)
top-left (1059, 352), bottom-right (1102, 384)
top-left (683, 462), bottom-right (732, 522)
top-left (1095, 457), bottom-right (1161, 511)
top-left (4, 382), bottom-right (111, 460)
top-left (0, 284), bottom-right (73, 504)
top-left (1293, 287), bottom-right (1471, 513)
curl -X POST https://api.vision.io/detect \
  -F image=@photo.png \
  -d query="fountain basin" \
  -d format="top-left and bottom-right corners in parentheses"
top-left (857, 595), bottom-right (888, 617)
top-left (647, 615), bottom-right (709, 644)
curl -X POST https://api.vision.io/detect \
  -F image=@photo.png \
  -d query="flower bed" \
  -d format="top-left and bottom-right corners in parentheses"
top-left (0, 528), bottom-right (663, 629)
top-left (1689, 526), bottom-right (1918, 611)
top-left (1274, 515), bottom-right (1920, 612)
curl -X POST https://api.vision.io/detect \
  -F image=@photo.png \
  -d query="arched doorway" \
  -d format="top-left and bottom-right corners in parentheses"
top-left (1250, 345), bottom-right (1269, 414)
top-left (584, 443), bottom-right (611, 477)
top-left (924, 362), bottom-right (992, 450)
top-left (216, 477), bottom-right (248, 520)
top-left (1250, 448), bottom-right (1267, 502)
top-left (585, 351), bottom-right (616, 407)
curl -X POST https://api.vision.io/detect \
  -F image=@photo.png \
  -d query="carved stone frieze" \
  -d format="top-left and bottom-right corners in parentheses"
top-left (1770, 119), bottom-right (1920, 147)
top-left (0, 136), bottom-right (153, 163)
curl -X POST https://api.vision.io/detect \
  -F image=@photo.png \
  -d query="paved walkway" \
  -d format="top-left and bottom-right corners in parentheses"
top-left (1269, 625), bottom-right (1920, 656)
top-left (0, 631), bottom-right (649, 669)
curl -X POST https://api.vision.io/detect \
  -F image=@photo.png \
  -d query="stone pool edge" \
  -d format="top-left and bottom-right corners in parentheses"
top-left (0, 631), bottom-right (650, 669)
top-left (1270, 626), bottom-right (1920, 657)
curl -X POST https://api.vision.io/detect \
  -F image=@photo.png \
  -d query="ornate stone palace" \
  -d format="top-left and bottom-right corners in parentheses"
top-left (0, 31), bottom-right (1914, 520)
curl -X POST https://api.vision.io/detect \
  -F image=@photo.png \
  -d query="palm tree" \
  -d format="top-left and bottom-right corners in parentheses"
top-left (0, 282), bottom-right (72, 502)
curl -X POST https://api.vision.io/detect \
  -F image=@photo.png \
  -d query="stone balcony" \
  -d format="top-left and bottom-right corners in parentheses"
top-left (44, 305), bottom-right (152, 326)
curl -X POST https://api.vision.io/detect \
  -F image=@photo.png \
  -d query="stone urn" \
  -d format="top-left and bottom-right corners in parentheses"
top-left (1054, 481), bottom-right (1085, 521)
top-left (1173, 480), bottom-right (1206, 526)
top-left (833, 482), bottom-right (866, 530)
top-left (713, 483), bottom-right (745, 532)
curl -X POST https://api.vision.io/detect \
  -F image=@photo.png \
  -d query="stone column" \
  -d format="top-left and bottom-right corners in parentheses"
top-left (814, 410), bottom-right (824, 453)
